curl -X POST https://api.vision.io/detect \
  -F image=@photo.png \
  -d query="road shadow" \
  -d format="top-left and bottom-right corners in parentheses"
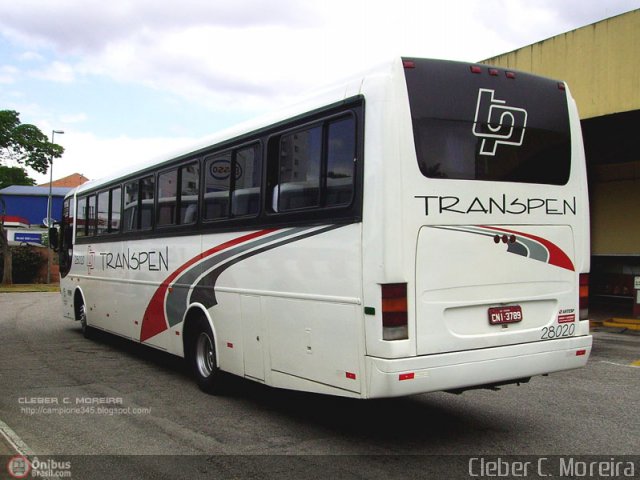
top-left (68, 324), bottom-right (521, 452)
top-left (219, 375), bottom-right (515, 450)
top-left (68, 324), bottom-right (189, 376)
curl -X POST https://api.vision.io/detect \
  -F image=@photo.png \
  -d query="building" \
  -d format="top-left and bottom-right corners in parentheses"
top-left (0, 185), bottom-right (71, 226)
top-left (39, 173), bottom-right (90, 188)
top-left (0, 185), bottom-right (72, 246)
top-left (482, 9), bottom-right (640, 316)
top-left (1, 173), bottom-right (89, 248)
top-left (0, 172), bottom-right (89, 237)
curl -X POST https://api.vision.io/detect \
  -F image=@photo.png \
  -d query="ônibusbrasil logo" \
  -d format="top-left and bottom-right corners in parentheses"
top-left (6, 456), bottom-right (72, 478)
top-left (6, 455), bottom-right (31, 479)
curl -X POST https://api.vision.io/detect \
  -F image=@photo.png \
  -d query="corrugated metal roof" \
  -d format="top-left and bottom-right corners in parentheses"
top-left (0, 185), bottom-right (72, 196)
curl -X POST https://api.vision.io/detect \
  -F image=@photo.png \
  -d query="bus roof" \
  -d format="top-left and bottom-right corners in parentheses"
top-left (74, 56), bottom-right (563, 197)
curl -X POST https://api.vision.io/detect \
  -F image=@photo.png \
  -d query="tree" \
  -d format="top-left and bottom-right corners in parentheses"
top-left (0, 110), bottom-right (64, 173)
top-left (0, 110), bottom-right (64, 285)
top-left (0, 165), bottom-right (36, 189)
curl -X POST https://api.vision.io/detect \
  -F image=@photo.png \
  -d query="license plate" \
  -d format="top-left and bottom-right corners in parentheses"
top-left (488, 305), bottom-right (523, 325)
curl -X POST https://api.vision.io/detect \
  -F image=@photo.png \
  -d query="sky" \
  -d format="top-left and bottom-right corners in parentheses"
top-left (1, 0), bottom-right (638, 185)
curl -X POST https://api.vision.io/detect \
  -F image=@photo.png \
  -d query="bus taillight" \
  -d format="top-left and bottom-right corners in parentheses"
top-left (382, 283), bottom-right (408, 340)
top-left (579, 274), bottom-right (589, 320)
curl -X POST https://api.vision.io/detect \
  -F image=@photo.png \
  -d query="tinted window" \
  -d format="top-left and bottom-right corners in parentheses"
top-left (76, 196), bottom-right (87, 237)
top-left (180, 162), bottom-right (199, 224)
top-left (62, 197), bottom-right (73, 241)
top-left (140, 175), bottom-right (154, 230)
top-left (277, 126), bottom-right (322, 211)
top-left (204, 145), bottom-right (260, 221)
top-left (232, 145), bottom-right (261, 217)
top-left (87, 195), bottom-right (96, 236)
top-left (60, 198), bottom-right (73, 277)
top-left (270, 115), bottom-right (356, 212)
top-left (158, 169), bottom-right (178, 227)
top-left (110, 187), bottom-right (121, 232)
top-left (123, 180), bottom-right (138, 232)
top-left (123, 175), bottom-right (154, 231)
top-left (204, 152), bottom-right (231, 220)
top-left (404, 58), bottom-right (571, 185)
top-left (326, 117), bottom-right (355, 207)
top-left (97, 191), bottom-right (109, 235)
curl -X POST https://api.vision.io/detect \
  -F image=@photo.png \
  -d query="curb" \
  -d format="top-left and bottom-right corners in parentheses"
top-left (600, 318), bottom-right (640, 332)
top-left (0, 435), bottom-right (16, 456)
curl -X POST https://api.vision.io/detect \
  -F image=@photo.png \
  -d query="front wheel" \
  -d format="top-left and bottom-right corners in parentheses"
top-left (189, 317), bottom-right (222, 394)
top-left (78, 303), bottom-right (94, 339)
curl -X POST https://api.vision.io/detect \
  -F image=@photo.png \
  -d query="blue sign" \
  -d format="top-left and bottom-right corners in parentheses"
top-left (14, 232), bottom-right (42, 244)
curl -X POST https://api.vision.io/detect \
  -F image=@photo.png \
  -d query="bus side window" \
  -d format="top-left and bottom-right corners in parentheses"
top-left (267, 114), bottom-right (356, 213)
top-left (276, 126), bottom-right (322, 212)
top-left (203, 153), bottom-right (231, 220)
top-left (123, 180), bottom-right (138, 232)
top-left (157, 169), bottom-right (178, 227)
top-left (59, 197), bottom-right (73, 277)
top-left (123, 176), bottom-right (154, 231)
top-left (87, 195), bottom-right (96, 236)
top-left (110, 186), bottom-right (121, 232)
top-left (97, 190), bottom-right (109, 235)
top-left (76, 196), bottom-right (87, 237)
top-left (63, 197), bottom-right (73, 247)
top-left (231, 144), bottom-right (261, 217)
top-left (180, 162), bottom-right (199, 225)
top-left (139, 175), bottom-right (155, 230)
top-left (326, 116), bottom-right (356, 207)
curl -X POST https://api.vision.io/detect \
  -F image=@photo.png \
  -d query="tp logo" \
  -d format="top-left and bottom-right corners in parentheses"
top-left (472, 88), bottom-right (528, 156)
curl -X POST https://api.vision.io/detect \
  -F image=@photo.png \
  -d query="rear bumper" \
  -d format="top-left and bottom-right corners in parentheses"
top-left (365, 335), bottom-right (592, 398)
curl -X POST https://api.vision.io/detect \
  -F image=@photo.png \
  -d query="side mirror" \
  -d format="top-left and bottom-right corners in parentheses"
top-left (49, 226), bottom-right (59, 251)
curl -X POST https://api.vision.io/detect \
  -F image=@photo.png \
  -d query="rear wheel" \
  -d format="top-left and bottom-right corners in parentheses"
top-left (188, 317), bottom-right (222, 394)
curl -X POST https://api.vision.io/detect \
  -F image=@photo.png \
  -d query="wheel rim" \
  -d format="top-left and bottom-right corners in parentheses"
top-left (196, 332), bottom-right (215, 378)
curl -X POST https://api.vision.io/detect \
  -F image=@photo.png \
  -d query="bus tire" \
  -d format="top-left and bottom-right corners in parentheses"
top-left (78, 300), bottom-right (94, 339)
top-left (188, 317), bottom-right (222, 394)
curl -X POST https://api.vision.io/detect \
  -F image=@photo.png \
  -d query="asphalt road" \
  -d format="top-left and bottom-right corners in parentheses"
top-left (0, 292), bottom-right (638, 479)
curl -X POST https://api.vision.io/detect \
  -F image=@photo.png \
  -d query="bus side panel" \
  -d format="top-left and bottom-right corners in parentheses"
top-left (266, 299), bottom-right (361, 393)
top-left (135, 235), bottom-right (204, 351)
top-left (209, 224), bottom-right (364, 392)
top-left (240, 294), bottom-right (266, 381)
top-left (207, 291), bottom-right (245, 377)
top-left (60, 281), bottom-right (75, 320)
top-left (71, 235), bottom-right (202, 349)
top-left (68, 242), bottom-right (124, 336)
top-left (92, 241), bottom-right (131, 336)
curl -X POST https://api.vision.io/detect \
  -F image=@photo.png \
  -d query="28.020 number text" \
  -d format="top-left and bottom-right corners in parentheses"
top-left (541, 323), bottom-right (575, 339)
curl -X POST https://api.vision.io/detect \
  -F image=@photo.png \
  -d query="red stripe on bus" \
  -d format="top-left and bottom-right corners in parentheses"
top-left (140, 229), bottom-right (278, 342)
top-left (495, 227), bottom-right (575, 272)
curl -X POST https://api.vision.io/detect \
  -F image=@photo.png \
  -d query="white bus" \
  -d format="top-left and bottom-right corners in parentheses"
top-left (52, 57), bottom-right (592, 398)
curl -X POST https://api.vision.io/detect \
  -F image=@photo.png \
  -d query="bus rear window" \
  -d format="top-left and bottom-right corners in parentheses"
top-left (403, 58), bottom-right (571, 185)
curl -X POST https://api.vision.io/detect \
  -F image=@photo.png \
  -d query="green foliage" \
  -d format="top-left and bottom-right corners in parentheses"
top-left (0, 165), bottom-right (36, 189)
top-left (0, 245), bottom-right (44, 283)
top-left (0, 110), bottom-right (64, 174)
